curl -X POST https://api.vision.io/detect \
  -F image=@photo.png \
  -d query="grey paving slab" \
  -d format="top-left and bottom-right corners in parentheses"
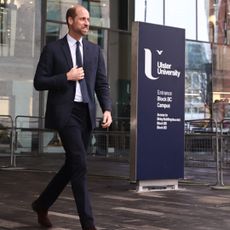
top-left (0, 166), bottom-right (230, 230)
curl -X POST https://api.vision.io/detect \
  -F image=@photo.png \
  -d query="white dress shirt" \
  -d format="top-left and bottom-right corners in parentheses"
top-left (67, 34), bottom-right (84, 102)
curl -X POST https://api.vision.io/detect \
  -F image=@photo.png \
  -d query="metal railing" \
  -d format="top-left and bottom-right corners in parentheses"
top-left (0, 115), bottom-right (14, 165)
top-left (185, 118), bottom-right (230, 187)
top-left (9, 116), bottom-right (129, 165)
top-left (14, 115), bottom-right (45, 155)
top-left (1, 115), bottom-right (230, 186)
top-left (88, 117), bottom-right (130, 159)
top-left (185, 119), bottom-right (218, 166)
top-left (14, 115), bottom-right (60, 155)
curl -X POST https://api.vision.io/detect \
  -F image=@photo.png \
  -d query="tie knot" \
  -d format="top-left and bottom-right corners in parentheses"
top-left (76, 41), bottom-right (80, 47)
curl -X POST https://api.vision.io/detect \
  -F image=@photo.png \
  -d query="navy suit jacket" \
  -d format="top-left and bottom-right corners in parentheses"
top-left (34, 36), bottom-right (112, 130)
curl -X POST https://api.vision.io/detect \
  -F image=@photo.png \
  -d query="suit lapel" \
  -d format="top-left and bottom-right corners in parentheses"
top-left (61, 36), bottom-right (73, 69)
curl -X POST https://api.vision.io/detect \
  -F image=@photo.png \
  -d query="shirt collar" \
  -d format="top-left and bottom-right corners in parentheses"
top-left (67, 34), bottom-right (83, 47)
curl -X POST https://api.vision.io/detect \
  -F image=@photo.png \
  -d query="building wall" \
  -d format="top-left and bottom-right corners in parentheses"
top-left (1, 0), bottom-right (230, 155)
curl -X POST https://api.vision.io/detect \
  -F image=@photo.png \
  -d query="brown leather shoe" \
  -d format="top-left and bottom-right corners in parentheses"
top-left (32, 202), bottom-right (52, 228)
top-left (84, 227), bottom-right (97, 230)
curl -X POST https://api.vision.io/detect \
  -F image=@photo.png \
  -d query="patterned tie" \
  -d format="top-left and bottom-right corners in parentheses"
top-left (76, 41), bottom-right (89, 103)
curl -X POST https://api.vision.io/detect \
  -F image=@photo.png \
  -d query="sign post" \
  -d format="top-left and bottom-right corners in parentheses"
top-left (130, 22), bottom-right (185, 192)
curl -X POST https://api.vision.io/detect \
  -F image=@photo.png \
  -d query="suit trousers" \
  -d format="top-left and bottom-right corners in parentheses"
top-left (34, 102), bottom-right (94, 229)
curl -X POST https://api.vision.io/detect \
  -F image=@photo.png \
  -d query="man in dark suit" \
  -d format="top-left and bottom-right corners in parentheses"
top-left (32, 4), bottom-right (112, 230)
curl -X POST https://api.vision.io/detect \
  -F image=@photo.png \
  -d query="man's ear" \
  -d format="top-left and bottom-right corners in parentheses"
top-left (67, 16), bottom-right (73, 26)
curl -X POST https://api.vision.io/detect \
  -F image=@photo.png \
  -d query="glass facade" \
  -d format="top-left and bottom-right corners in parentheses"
top-left (0, 0), bottom-right (41, 117)
top-left (185, 41), bottom-right (212, 120)
top-left (165, 0), bottom-right (196, 39)
top-left (135, 0), bottom-right (230, 121)
top-left (1, 0), bottom-right (230, 158)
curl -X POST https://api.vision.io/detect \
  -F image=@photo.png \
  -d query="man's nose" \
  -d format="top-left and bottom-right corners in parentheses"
top-left (84, 19), bottom-right (89, 24)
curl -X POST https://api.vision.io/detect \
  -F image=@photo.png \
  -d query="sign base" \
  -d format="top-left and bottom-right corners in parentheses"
top-left (137, 179), bottom-right (179, 192)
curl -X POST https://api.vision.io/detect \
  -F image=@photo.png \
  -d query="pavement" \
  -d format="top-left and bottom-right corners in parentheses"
top-left (1, 155), bottom-right (230, 230)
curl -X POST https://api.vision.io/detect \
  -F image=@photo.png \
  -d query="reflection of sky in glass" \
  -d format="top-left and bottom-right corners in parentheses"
top-left (197, 0), bottom-right (209, 42)
top-left (165, 0), bottom-right (196, 39)
top-left (135, 0), bottom-right (209, 42)
top-left (135, 0), bottom-right (163, 25)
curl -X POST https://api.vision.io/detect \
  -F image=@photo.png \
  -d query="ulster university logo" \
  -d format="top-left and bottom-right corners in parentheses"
top-left (144, 48), bottom-right (181, 80)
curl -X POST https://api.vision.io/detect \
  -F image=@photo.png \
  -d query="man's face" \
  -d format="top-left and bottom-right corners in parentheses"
top-left (69, 7), bottom-right (90, 37)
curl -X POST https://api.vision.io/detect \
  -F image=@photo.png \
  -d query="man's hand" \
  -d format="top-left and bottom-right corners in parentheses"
top-left (66, 66), bottom-right (85, 81)
top-left (101, 111), bottom-right (112, 128)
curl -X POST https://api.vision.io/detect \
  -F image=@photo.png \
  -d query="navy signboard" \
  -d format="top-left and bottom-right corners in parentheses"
top-left (130, 22), bottom-right (185, 190)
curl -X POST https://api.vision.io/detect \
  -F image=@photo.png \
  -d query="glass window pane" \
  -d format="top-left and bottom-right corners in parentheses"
top-left (47, 0), bottom-right (110, 28)
top-left (146, 0), bottom-right (163, 24)
top-left (83, 0), bottom-right (110, 28)
top-left (46, 22), bottom-right (67, 43)
top-left (165, 0), bottom-right (196, 39)
top-left (135, 0), bottom-right (163, 24)
top-left (185, 41), bottom-right (212, 120)
top-left (198, 0), bottom-right (210, 42)
top-left (108, 30), bottom-right (131, 124)
top-left (47, 0), bottom-right (77, 22)
top-left (134, 0), bottom-right (146, 22)
top-left (212, 44), bottom-right (230, 119)
top-left (0, 0), bottom-right (41, 119)
top-left (215, 0), bottom-right (230, 44)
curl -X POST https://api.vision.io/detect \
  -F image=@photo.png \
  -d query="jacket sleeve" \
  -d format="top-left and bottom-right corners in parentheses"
top-left (95, 47), bottom-right (112, 112)
top-left (34, 45), bottom-right (69, 91)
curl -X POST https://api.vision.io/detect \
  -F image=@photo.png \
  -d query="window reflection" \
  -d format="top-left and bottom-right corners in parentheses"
top-left (87, 29), bottom-right (105, 48)
top-left (198, 0), bottom-right (210, 42)
top-left (107, 30), bottom-right (131, 125)
top-left (47, 0), bottom-right (77, 22)
top-left (83, 0), bottom-right (110, 28)
top-left (165, 0), bottom-right (196, 39)
top-left (185, 41), bottom-right (212, 120)
top-left (134, 0), bottom-right (163, 25)
top-left (0, 0), bottom-right (41, 120)
top-left (0, 1), bottom-right (17, 56)
top-left (212, 44), bottom-right (230, 119)
top-left (46, 0), bottom-right (110, 28)
top-left (46, 22), bottom-right (66, 44)
top-left (216, 0), bottom-right (230, 44)
top-left (209, 0), bottom-right (230, 44)
top-left (0, 0), bottom-right (38, 58)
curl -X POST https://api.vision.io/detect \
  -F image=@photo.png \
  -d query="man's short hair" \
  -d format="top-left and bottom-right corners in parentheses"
top-left (66, 6), bottom-right (76, 26)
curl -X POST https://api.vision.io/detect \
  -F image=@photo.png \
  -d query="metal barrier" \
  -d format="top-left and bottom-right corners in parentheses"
top-left (12, 116), bottom-right (130, 166)
top-left (89, 130), bottom-right (130, 159)
top-left (185, 118), bottom-right (230, 187)
top-left (216, 118), bottom-right (230, 188)
top-left (185, 119), bottom-right (218, 165)
top-left (185, 119), bottom-right (223, 186)
top-left (88, 117), bottom-right (130, 159)
top-left (14, 115), bottom-right (60, 155)
top-left (14, 115), bottom-right (44, 155)
top-left (5, 115), bottom-right (230, 186)
top-left (0, 115), bottom-right (14, 166)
